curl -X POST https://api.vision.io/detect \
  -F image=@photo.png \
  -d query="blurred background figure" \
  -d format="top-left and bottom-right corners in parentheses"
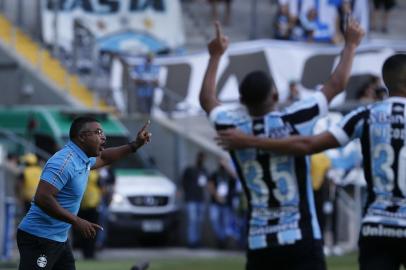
top-left (208, 0), bottom-right (233, 26)
top-left (375, 86), bottom-right (388, 100)
top-left (207, 157), bottom-right (236, 249)
top-left (16, 153), bottom-right (42, 214)
top-left (132, 53), bottom-right (160, 115)
top-left (76, 170), bottom-right (102, 259)
top-left (371, 0), bottom-right (397, 33)
top-left (277, 80), bottom-right (301, 109)
top-left (95, 166), bottom-right (116, 250)
top-left (355, 75), bottom-right (381, 103)
top-left (181, 151), bottom-right (208, 248)
top-left (273, 2), bottom-right (292, 40)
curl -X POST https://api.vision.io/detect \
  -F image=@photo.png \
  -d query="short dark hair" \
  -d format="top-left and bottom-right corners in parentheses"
top-left (239, 71), bottom-right (274, 106)
top-left (382, 54), bottom-right (406, 94)
top-left (69, 116), bottom-right (99, 140)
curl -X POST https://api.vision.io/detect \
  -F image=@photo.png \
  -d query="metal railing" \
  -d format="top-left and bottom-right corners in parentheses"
top-left (0, 128), bottom-right (51, 160)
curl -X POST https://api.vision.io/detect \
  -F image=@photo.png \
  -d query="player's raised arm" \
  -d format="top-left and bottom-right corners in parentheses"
top-left (93, 120), bottom-right (151, 169)
top-left (321, 18), bottom-right (364, 103)
top-left (199, 21), bottom-right (229, 114)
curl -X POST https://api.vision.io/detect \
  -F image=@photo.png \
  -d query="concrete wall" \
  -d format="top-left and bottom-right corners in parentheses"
top-left (1, 0), bottom-right (41, 40)
top-left (0, 46), bottom-right (78, 106)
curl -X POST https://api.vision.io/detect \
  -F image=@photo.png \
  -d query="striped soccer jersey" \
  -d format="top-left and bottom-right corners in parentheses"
top-left (210, 92), bottom-right (328, 250)
top-left (330, 97), bottom-right (406, 239)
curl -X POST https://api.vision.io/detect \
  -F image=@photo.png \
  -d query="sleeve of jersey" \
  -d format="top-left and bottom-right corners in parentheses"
top-left (284, 92), bottom-right (329, 123)
top-left (89, 157), bottom-right (97, 168)
top-left (328, 107), bottom-right (367, 146)
top-left (40, 156), bottom-right (72, 190)
top-left (209, 105), bottom-right (236, 129)
top-left (314, 91), bottom-right (329, 116)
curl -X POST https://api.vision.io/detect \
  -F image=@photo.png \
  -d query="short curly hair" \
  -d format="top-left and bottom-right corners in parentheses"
top-left (239, 71), bottom-right (275, 106)
top-left (382, 54), bottom-right (406, 94)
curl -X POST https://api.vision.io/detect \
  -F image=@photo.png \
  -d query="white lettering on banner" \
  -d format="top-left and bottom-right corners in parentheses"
top-left (112, 41), bottom-right (406, 115)
top-left (41, 0), bottom-right (185, 51)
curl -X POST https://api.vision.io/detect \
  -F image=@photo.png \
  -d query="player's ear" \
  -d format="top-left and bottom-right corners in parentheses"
top-left (78, 133), bottom-right (86, 143)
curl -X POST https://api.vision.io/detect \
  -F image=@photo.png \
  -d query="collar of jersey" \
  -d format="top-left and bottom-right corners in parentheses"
top-left (67, 141), bottom-right (91, 164)
top-left (387, 96), bottom-right (406, 103)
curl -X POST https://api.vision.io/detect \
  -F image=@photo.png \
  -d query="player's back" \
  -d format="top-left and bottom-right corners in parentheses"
top-left (334, 97), bottom-right (406, 233)
top-left (358, 97), bottom-right (406, 230)
top-left (210, 92), bottom-right (329, 250)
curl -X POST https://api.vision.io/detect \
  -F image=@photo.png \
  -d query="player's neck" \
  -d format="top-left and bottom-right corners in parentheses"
top-left (247, 103), bottom-right (275, 117)
top-left (389, 90), bottom-right (406, 98)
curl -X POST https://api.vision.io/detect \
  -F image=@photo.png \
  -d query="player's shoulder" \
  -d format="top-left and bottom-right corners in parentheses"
top-left (44, 147), bottom-right (75, 170)
top-left (210, 103), bottom-right (250, 125)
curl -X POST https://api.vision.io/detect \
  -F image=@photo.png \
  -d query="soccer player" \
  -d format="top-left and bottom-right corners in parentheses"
top-left (17, 117), bottom-right (151, 270)
top-left (216, 54), bottom-right (406, 270)
top-left (199, 20), bottom-right (364, 270)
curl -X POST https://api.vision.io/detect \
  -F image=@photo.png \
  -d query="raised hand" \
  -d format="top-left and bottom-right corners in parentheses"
top-left (134, 120), bottom-right (152, 148)
top-left (344, 17), bottom-right (365, 47)
top-left (208, 21), bottom-right (229, 57)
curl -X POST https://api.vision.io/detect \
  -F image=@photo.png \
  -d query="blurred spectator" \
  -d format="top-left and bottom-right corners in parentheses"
top-left (375, 86), bottom-right (388, 100)
top-left (5, 152), bottom-right (21, 177)
top-left (208, 0), bottom-right (233, 26)
top-left (16, 153), bottom-right (42, 214)
top-left (283, 0), bottom-right (343, 43)
top-left (371, 0), bottom-right (396, 33)
top-left (95, 166), bottom-right (116, 250)
top-left (356, 81), bottom-right (377, 102)
top-left (181, 152), bottom-right (208, 248)
top-left (355, 75), bottom-right (381, 102)
top-left (132, 53), bottom-right (160, 114)
top-left (207, 157), bottom-right (236, 249)
top-left (337, 0), bottom-right (352, 35)
top-left (337, 0), bottom-right (369, 36)
top-left (278, 80), bottom-right (301, 109)
top-left (273, 3), bottom-right (292, 40)
top-left (77, 170), bottom-right (102, 259)
top-left (300, 6), bottom-right (341, 43)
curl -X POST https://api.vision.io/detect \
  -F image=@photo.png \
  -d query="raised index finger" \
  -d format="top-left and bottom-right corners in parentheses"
top-left (140, 120), bottom-right (151, 132)
top-left (214, 20), bottom-right (222, 39)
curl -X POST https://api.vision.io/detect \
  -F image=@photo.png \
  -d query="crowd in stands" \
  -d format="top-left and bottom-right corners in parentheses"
top-left (273, 0), bottom-right (396, 43)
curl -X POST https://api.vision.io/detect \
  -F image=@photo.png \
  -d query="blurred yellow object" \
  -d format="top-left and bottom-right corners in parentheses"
top-left (21, 153), bottom-right (38, 165)
top-left (81, 170), bottom-right (102, 209)
top-left (311, 153), bottom-right (331, 190)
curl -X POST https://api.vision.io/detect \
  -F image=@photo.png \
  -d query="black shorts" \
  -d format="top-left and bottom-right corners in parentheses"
top-left (17, 229), bottom-right (75, 270)
top-left (246, 240), bottom-right (326, 270)
top-left (373, 0), bottom-right (396, 11)
top-left (359, 236), bottom-right (406, 270)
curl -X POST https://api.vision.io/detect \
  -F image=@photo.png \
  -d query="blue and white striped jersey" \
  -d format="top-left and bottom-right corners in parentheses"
top-left (330, 97), bottom-right (406, 239)
top-left (210, 92), bottom-right (328, 250)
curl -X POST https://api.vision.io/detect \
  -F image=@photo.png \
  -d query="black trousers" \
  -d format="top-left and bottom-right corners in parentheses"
top-left (246, 240), bottom-right (326, 270)
top-left (359, 236), bottom-right (406, 270)
top-left (17, 229), bottom-right (75, 270)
